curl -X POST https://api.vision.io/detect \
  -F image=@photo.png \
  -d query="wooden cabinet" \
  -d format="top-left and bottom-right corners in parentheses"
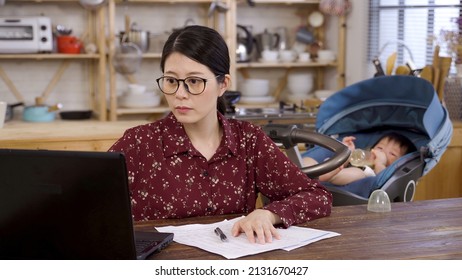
top-left (106, 0), bottom-right (346, 120)
top-left (414, 121), bottom-right (462, 200)
top-left (0, 0), bottom-right (107, 121)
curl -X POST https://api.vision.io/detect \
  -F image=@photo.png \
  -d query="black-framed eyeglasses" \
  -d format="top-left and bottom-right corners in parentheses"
top-left (156, 75), bottom-right (221, 95)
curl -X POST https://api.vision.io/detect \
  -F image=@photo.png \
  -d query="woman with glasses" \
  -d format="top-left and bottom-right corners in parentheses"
top-left (109, 25), bottom-right (332, 244)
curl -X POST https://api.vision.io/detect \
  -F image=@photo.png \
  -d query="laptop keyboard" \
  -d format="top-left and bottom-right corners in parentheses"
top-left (136, 239), bottom-right (160, 255)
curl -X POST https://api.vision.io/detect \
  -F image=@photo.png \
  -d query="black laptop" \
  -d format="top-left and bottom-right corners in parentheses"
top-left (0, 149), bottom-right (173, 260)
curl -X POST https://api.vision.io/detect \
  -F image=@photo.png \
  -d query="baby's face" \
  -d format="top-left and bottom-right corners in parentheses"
top-left (373, 138), bottom-right (407, 166)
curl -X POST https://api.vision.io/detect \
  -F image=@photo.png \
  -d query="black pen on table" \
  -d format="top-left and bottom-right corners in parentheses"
top-left (214, 227), bottom-right (228, 242)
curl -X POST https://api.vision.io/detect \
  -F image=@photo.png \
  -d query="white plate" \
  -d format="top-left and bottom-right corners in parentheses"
top-left (308, 11), bottom-right (325, 28)
top-left (239, 96), bottom-right (275, 104)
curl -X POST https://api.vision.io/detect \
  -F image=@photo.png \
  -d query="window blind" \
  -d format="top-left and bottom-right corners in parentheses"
top-left (368, 0), bottom-right (462, 73)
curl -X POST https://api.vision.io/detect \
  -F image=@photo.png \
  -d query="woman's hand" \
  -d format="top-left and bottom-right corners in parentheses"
top-left (231, 209), bottom-right (282, 244)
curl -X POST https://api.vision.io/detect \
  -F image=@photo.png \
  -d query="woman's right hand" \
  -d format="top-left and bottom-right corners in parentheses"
top-left (231, 209), bottom-right (281, 244)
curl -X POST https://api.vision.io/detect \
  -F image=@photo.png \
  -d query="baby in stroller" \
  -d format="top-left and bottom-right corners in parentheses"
top-left (286, 75), bottom-right (452, 206)
top-left (304, 132), bottom-right (415, 185)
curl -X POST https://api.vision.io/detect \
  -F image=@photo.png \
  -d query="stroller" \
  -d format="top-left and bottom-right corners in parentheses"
top-left (264, 75), bottom-right (453, 206)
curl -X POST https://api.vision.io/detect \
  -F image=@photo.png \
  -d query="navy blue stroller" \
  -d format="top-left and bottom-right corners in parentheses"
top-left (265, 75), bottom-right (453, 206)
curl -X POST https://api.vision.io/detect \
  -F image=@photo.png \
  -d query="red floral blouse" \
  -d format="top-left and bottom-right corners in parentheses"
top-left (109, 112), bottom-right (332, 227)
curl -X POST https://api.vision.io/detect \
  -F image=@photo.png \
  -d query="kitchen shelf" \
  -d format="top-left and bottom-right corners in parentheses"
top-left (106, 0), bottom-right (233, 120)
top-left (116, 106), bottom-right (170, 115)
top-left (0, 54), bottom-right (101, 59)
top-left (0, 0), bottom-right (108, 121)
top-left (236, 61), bottom-right (338, 68)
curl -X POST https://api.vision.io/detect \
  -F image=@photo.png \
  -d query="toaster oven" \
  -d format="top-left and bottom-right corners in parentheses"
top-left (0, 16), bottom-right (53, 53)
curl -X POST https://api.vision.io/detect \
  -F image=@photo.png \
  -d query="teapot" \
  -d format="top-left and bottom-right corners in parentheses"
top-left (254, 29), bottom-right (279, 54)
top-left (236, 25), bottom-right (254, 62)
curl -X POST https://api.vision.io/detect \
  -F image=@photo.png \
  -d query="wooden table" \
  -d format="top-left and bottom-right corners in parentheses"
top-left (136, 198), bottom-right (462, 260)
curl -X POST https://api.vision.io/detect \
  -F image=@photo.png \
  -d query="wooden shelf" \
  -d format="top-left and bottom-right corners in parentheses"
top-left (238, 0), bottom-right (320, 4)
top-left (0, 1), bottom-right (108, 121)
top-left (0, 54), bottom-right (101, 60)
top-left (236, 61), bottom-right (338, 69)
top-left (105, 0), bottom-right (344, 120)
top-left (116, 106), bottom-right (170, 115)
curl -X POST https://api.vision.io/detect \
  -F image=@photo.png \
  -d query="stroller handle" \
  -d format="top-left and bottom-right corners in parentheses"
top-left (263, 124), bottom-right (351, 178)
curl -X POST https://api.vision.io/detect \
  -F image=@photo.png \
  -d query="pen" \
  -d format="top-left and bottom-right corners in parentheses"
top-left (214, 227), bottom-right (228, 242)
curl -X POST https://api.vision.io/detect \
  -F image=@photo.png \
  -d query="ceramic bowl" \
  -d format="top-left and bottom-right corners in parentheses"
top-left (128, 83), bottom-right (146, 95)
top-left (238, 79), bottom-right (270, 97)
top-left (287, 71), bottom-right (314, 95)
top-left (317, 50), bottom-right (336, 62)
top-left (279, 50), bottom-right (295, 62)
top-left (261, 50), bottom-right (279, 62)
top-left (119, 91), bottom-right (161, 108)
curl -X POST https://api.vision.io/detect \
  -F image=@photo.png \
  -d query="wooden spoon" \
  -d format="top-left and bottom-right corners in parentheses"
top-left (432, 45), bottom-right (440, 89)
top-left (395, 65), bottom-right (410, 75)
top-left (420, 65), bottom-right (434, 84)
top-left (385, 52), bottom-right (397, 75)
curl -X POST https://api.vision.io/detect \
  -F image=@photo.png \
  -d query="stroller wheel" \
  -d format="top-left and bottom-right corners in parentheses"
top-left (404, 180), bottom-right (416, 202)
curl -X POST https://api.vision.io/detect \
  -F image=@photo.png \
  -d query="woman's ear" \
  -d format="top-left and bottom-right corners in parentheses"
top-left (218, 74), bottom-right (231, 97)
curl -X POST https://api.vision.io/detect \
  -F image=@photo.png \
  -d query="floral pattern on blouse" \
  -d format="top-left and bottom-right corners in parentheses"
top-left (109, 112), bottom-right (332, 227)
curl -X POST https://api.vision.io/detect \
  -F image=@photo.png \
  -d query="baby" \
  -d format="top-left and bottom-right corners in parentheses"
top-left (303, 132), bottom-right (414, 185)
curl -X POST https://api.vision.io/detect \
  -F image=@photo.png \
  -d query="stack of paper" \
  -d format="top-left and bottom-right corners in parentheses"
top-left (156, 216), bottom-right (340, 259)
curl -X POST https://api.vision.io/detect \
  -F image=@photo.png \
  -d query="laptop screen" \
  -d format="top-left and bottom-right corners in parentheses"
top-left (0, 149), bottom-right (140, 259)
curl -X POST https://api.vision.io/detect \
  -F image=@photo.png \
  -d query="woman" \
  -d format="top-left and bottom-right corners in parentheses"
top-left (109, 25), bottom-right (332, 244)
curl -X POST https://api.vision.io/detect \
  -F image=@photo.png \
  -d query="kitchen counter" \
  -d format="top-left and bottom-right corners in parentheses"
top-left (0, 120), bottom-right (147, 151)
top-left (1, 119), bottom-right (461, 201)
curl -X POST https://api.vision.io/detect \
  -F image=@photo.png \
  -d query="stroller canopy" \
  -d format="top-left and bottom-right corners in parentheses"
top-left (315, 75), bottom-right (453, 175)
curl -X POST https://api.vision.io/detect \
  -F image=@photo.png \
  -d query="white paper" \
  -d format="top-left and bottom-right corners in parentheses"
top-left (156, 216), bottom-right (340, 259)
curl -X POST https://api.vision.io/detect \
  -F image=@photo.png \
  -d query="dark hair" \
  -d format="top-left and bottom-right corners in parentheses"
top-left (377, 132), bottom-right (416, 154)
top-left (160, 25), bottom-right (229, 115)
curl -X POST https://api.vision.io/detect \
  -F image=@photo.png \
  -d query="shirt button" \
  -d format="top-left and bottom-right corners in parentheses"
top-left (203, 171), bottom-right (209, 176)
top-left (206, 207), bottom-right (213, 212)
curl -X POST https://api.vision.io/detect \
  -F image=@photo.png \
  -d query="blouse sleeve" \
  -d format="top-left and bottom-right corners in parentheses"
top-left (107, 127), bottom-right (140, 187)
top-left (250, 126), bottom-right (333, 227)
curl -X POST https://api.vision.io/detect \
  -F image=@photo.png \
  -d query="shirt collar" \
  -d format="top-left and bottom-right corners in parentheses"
top-left (162, 112), bottom-right (238, 159)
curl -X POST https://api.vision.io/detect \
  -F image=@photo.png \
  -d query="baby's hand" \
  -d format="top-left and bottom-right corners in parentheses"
top-left (342, 136), bottom-right (356, 151)
top-left (372, 149), bottom-right (387, 166)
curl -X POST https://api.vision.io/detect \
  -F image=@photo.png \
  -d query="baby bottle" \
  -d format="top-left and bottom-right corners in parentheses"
top-left (349, 149), bottom-right (373, 167)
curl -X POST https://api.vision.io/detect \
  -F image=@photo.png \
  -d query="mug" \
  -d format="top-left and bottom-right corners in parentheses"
top-left (298, 52), bottom-right (310, 62)
top-left (295, 27), bottom-right (315, 44)
top-left (0, 101), bottom-right (6, 128)
top-left (279, 50), bottom-right (295, 62)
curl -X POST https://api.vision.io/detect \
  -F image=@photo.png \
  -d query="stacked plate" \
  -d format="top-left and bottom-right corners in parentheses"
top-left (238, 79), bottom-right (275, 104)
